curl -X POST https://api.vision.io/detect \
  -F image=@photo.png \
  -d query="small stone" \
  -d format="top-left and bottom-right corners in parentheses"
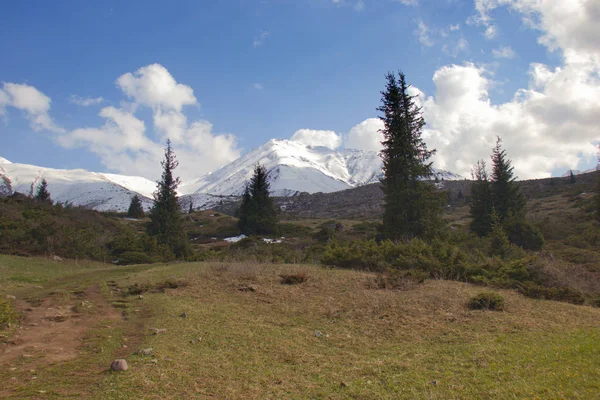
top-left (340, 382), bottom-right (347, 388)
top-left (110, 359), bottom-right (128, 371)
top-left (151, 358), bottom-right (158, 364)
top-left (122, 344), bottom-right (127, 349)
top-left (179, 312), bottom-right (187, 318)
top-left (5, 295), bottom-right (16, 301)
top-left (138, 295), bottom-right (143, 299)
top-left (430, 380), bottom-right (439, 386)
top-left (151, 328), bottom-right (166, 335)
top-left (314, 330), bottom-right (323, 338)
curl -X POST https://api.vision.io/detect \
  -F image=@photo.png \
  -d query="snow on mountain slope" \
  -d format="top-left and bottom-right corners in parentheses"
top-left (98, 173), bottom-right (157, 199)
top-left (0, 157), bottom-right (11, 164)
top-left (181, 139), bottom-right (463, 196)
top-left (0, 161), bottom-right (155, 212)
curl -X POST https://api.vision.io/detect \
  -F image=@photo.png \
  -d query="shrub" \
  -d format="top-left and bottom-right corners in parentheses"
top-left (517, 282), bottom-right (585, 305)
top-left (373, 268), bottom-right (429, 290)
top-left (0, 298), bottom-right (18, 328)
top-left (280, 273), bottom-right (309, 285)
top-left (117, 251), bottom-right (153, 265)
top-left (504, 219), bottom-right (544, 250)
top-left (468, 292), bottom-right (505, 311)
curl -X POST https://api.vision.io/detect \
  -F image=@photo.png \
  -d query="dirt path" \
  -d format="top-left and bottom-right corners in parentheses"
top-left (0, 284), bottom-right (124, 396)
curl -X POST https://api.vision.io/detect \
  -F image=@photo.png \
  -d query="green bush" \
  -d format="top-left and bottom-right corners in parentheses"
top-left (322, 239), bottom-right (472, 279)
top-left (117, 251), bottom-right (153, 265)
top-left (0, 298), bottom-right (18, 328)
top-left (504, 219), bottom-right (544, 250)
top-left (468, 292), bottom-right (505, 311)
top-left (517, 282), bottom-right (585, 305)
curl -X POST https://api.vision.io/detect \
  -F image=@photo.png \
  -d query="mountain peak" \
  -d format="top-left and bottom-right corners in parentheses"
top-left (0, 157), bottom-right (12, 164)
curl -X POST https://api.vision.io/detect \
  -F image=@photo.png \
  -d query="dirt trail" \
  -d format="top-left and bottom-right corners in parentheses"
top-left (0, 284), bottom-right (122, 395)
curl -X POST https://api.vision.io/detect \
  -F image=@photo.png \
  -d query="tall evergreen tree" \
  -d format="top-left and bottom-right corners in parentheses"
top-left (34, 179), bottom-right (52, 204)
top-left (127, 195), bottom-right (145, 218)
top-left (469, 160), bottom-right (494, 236)
top-left (490, 137), bottom-right (525, 223)
top-left (569, 170), bottom-right (576, 184)
top-left (378, 71), bottom-right (442, 240)
top-left (147, 140), bottom-right (188, 258)
top-left (237, 165), bottom-right (278, 235)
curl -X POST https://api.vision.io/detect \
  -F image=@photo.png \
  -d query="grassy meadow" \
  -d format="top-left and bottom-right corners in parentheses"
top-left (1, 254), bottom-right (599, 399)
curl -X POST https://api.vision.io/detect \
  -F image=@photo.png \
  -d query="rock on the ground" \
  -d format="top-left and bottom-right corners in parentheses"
top-left (5, 295), bottom-right (16, 300)
top-left (110, 359), bottom-right (128, 371)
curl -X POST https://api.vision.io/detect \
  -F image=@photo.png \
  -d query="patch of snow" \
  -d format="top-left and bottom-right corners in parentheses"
top-left (0, 157), bottom-right (12, 164)
top-left (224, 234), bottom-right (247, 243)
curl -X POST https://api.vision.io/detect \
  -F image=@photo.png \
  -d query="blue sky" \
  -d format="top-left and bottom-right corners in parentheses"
top-left (1, 0), bottom-right (598, 180)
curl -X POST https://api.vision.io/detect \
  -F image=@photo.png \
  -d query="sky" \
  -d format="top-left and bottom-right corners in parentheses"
top-left (1, 0), bottom-right (599, 181)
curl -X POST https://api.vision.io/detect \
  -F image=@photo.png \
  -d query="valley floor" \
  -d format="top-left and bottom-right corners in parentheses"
top-left (1, 255), bottom-right (599, 399)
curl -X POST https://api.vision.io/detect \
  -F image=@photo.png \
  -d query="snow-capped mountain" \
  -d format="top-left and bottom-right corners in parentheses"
top-left (0, 161), bottom-right (157, 212)
top-left (180, 139), bottom-right (462, 197)
top-left (0, 139), bottom-right (462, 211)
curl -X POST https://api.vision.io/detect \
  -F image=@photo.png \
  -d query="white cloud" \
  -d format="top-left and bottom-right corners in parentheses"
top-left (397, 0), bottom-right (419, 5)
top-left (345, 118), bottom-right (384, 152)
top-left (484, 25), bottom-right (497, 39)
top-left (415, 19), bottom-right (434, 47)
top-left (419, 62), bottom-right (600, 179)
top-left (253, 31), bottom-right (270, 48)
top-left (58, 64), bottom-right (240, 181)
top-left (253, 83), bottom-right (264, 90)
top-left (291, 129), bottom-right (342, 150)
top-left (0, 82), bottom-right (64, 132)
top-left (116, 64), bottom-right (197, 111)
top-left (473, 0), bottom-right (600, 64)
top-left (69, 95), bottom-right (104, 106)
top-left (442, 37), bottom-right (469, 57)
top-left (492, 46), bottom-right (516, 58)
top-left (449, 24), bottom-right (460, 31)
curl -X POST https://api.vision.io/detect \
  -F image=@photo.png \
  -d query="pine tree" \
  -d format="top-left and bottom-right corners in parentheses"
top-left (147, 140), bottom-right (188, 259)
top-left (34, 179), bottom-right (52, 204)
top-left (237, 165), bottom-right (278, 235)
top-left (569, 170), bottom-right (576, 184)
top-left (490, 137), bottom-right (525, 223)
top-left (469, 160), bottom-right (494, 236)
top-left (488, 209), bottom-right (511, 259)
top-left (378, 71), bottom-right (442, 240)
top-left (127, 195), bottom-right (145, 219)
top-left (188, 202), bottom-right (193, 214)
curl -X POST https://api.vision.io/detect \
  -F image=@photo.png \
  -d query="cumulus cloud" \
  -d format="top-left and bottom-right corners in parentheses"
top-left (116, 64), bottom-right (197, 111)
top-left (291, 129), bottom-right (342, 150)
top-left (419, 61), bottom-right (600, 179)
top-left (345, 118), bottom-right (384, 152)
top-left (0, 83), bottom-right (64, 132)
top-left (69, 95), bottom-right (104, 106)
top-left (492, 46), bottom-right (516, 58)
top-left (58, 64), bottom-right (240, 181)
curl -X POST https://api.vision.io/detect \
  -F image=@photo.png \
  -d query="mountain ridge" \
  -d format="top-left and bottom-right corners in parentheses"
top-left (1, 138), bottom-right (464, 211)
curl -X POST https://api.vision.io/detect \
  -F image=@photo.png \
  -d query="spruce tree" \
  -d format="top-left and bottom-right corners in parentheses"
top-left (147, 140), bottom-right (188, 259)
top-left (34, 179), bottom-right (52, 204)
top-left (237, 165), bottom-right (278, 235)
top-left (469, 160), bottom-right (494, 236)
top-left (127, 195), bottom-right (145, 219)
top-left (378, 71), bottom-right (442, 240)
top-left (569, 170), bottom-right (576, 184)
top-left (490, 137), bottom-right (525, 223)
